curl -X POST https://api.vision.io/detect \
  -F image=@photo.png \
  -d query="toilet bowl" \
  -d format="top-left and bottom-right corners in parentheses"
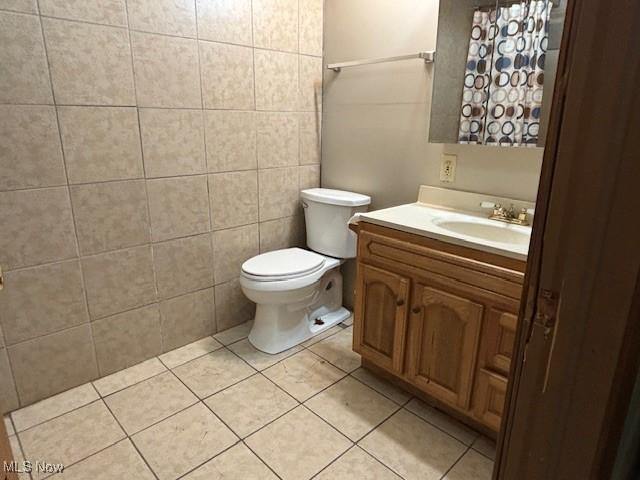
top-left (240, 188), bottom-right (371, 354)
top-left (240, 248), bottom-right (349, 354)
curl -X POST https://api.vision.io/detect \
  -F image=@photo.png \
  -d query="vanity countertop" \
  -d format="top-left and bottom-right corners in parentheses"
top-left (351, 187), bottom-right (534, 261)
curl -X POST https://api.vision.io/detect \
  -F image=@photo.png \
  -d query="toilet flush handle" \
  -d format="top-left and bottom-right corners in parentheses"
top-left (301, 200), bottom-right (309, 208)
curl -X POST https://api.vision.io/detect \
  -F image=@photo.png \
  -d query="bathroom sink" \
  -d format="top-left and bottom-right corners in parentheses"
top-left (433, 220), bottom-right (530, 246)
top-left (351, 198), bottom-right (533, 260)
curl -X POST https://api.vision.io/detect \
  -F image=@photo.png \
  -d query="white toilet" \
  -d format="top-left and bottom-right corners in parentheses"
top-left (240, 188), bottom-right (371, 354)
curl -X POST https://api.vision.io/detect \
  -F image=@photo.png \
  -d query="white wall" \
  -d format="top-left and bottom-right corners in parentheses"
top-left (321, 0), bottom-right (544, 209)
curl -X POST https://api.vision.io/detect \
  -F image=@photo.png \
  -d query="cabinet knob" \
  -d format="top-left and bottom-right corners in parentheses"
top-left (412, 306), bottom-right (421, 314)
top-left (396, 298), bottom-right (404, 306)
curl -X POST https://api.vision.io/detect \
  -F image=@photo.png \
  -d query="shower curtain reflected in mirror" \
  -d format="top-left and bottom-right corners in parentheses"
top-left (458, 1), bottom-right (552, 146)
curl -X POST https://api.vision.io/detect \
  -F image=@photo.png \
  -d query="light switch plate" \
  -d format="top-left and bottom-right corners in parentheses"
top-left (440, 153), bottom-right (457, 183)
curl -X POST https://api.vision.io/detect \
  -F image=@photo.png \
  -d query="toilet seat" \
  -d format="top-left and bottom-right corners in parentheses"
top-left (241, 248), bottom-right (326, 282)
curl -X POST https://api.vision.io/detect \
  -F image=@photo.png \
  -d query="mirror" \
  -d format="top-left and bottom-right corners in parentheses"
top-left (429, 0), bottom-right (566, 147)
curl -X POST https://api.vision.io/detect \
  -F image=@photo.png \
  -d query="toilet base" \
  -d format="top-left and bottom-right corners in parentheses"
top-left (248, 306), bottom-right (351, 354)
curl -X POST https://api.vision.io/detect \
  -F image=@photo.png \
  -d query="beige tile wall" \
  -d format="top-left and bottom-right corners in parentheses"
top-left (0, 0), bottom-right (322, 411)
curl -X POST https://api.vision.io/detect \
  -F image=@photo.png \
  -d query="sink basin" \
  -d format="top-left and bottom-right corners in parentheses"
top-left (433, 220), bottom-right (530, 246)
top-left (352, 200), bottom-right (533, 260)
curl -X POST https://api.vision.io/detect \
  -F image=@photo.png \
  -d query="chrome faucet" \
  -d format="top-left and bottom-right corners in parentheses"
top-left (480, 202), bottom-right (532, 226)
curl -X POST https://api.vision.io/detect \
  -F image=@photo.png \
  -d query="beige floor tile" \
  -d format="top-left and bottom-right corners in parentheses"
top-left (359, 409), bottom-right (466, 480)
top-left (183, 443), bottom-right (277, 480)
top-left (315, 446), bottom-right (402, 480)
top-left (205, 374), bottom-right (297, 438)
top-left (160, 337), bottom-right (223, 369)
top-left (132, 402), bottom-right (238, 480)
top-left (11, 383), bottom-right (99, 432)
top-left (472, 435), bottom-right (496, 460)
top-left (213, 320), bottom-right (253, 345)
top-left (19, 401), bottom-right (125, 479)
top-left (4, 415), bottom-right (14, 436)
top-left (342, 315), bottom-right (354, 327)
top-left (245, 406), bottom-right (351, 480)
top-left (305, 376), bottom-right (399, 441)
top-left (301, 325), bottom-right (342, 347)
top-left (173, 348), bottom-right (255, 398)
top-left (105, 371), bottom-right (197, 434)
top-left (444, 449), bottom-right (494, 480)
top-left (60, 439), bottom-right (155, 480)
top-left (350, 367), bottom-right (411, 405)
top-left (9, 435), bottom-right (30, 480)
top-left (228, 338), bottom-right (302, 370)
top-left (262, 350), bottom-right (346, 402)
top-left (309, 327), bottom-right (361, 373)
top-left (93, 357), bottom-right (167, 396)
top-left (405, 398), bottom-right (479, 446)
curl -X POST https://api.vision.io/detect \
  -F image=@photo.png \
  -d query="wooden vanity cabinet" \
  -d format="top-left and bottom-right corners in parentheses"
top-left (352, 222), bottom-right (525, 434)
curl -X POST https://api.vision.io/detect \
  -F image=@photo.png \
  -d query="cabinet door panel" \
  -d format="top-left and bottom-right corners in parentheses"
top-left (354, 263), bottom-right (409, 373)
top-left (482, 307), bottom-right (518, 376)
top-left (474, 368), bottom-right (507, 432)
top-left (408, 284), bottom-right (483, 409)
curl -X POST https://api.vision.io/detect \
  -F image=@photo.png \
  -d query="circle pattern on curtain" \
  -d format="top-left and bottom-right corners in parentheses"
top-left (458, 0), bottom-right (551, 147)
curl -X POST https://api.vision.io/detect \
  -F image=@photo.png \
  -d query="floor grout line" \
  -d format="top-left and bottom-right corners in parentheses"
top-left (30, 399), bottom-right (133, 480)
top-left (400, 403), bottom-right (480, 448)
top-left (172, 439), bottom-right (245, 480)
top-left (240, 438), bottom-right (285, 480)
top-left (100, 394), bottom-right (161, 480)
top-left (355, 443), bottom-right (409, 480)
top-left (10, 324), bottom-right (491, 480)
top-left (10, 422), bottom-right (33, 480)
top-left (12, 396), bottom-right (105, 436)
top-left (439, 445), bottom-right (473, 480)
top-left (470, 441), bottom-right (497, 461)
top-left (346, 370), bottom-right (414, 407)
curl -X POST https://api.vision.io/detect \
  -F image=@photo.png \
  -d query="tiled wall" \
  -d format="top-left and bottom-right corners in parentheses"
top-left (0, 0), bottom-right (323, 411)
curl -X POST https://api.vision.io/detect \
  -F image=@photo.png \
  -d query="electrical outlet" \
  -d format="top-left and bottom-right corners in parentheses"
top-left (440, 153), bottom-right (457, 183)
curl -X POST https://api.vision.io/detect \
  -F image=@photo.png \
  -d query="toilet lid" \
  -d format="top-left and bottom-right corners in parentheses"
top-left (241, 248), bottom-right (325, 280)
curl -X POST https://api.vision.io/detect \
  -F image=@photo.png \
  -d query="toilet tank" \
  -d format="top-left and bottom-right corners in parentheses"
top-left (301, 188), bottom-right (371, 259)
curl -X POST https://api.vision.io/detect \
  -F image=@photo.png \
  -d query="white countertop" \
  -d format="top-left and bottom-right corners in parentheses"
top-left (352, 202), bottom-right (532, 261)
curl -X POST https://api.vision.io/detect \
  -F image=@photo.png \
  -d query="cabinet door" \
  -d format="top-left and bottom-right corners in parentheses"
top-left (407, 284), bottom-right (483, 409)
top-left (474, 368), bottom-right (507, 432)
top-left (481, 307), bottom-right (518, 376)
top-left (353, 263), bottom-right (410, 373)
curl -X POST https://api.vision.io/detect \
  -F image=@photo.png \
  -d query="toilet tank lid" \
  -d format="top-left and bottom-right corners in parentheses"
top-left (301, 188), bottom-right (371, 207)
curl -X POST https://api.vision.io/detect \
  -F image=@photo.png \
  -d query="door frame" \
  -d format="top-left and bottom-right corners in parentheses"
top-left (497, 0), bottom-right (640, 478)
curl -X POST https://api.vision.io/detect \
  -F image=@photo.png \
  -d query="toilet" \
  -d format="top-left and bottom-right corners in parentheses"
top-left (240, 188), bottom-right (371, 354)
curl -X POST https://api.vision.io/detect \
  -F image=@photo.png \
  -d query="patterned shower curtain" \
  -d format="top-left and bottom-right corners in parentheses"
top-left (458, 1), bottom-right (552, 146)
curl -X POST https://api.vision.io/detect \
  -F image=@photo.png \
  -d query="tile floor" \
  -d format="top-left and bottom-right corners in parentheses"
top-left (5, 319), bottom-right (496, 480)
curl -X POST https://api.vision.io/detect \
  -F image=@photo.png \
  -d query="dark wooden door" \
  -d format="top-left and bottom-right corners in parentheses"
top-left (497, 0), bottom-right (640, 478)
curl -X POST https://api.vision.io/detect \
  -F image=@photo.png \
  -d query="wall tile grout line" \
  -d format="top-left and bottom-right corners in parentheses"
top-left (0, 8), bottom-right (320, 61)
top-left (250, 0), bottom-right (262, 248)
top-left (0, 102), bottom-right (321, 113)
top-left (1, 0), bottom-right (323, 415)
top-left (8, 0), bottom-right (102, 408)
